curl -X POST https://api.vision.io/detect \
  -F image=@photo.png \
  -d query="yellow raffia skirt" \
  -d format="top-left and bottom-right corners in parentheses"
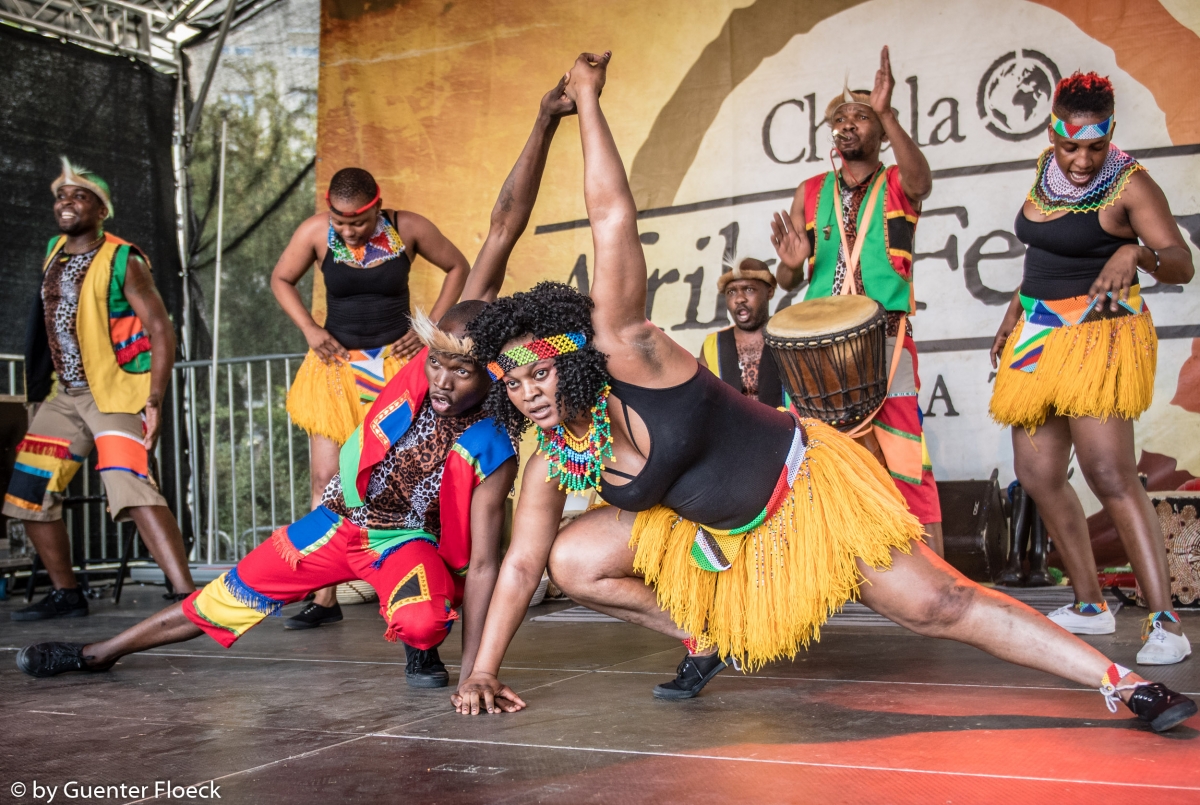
top-left (990, 310), bottom-right (1156, 433)
top-left (629, 419), bottom-right (923, 670)
top-left (286, 349), bottom-right (406, 445)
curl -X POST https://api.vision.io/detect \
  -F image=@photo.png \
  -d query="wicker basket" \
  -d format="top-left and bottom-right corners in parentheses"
top-left (335, 580), bottom-right (379, 605)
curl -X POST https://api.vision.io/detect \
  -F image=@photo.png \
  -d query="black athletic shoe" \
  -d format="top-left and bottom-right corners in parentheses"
top-left (404, 644), bottom-right (449, 688)
top-left (10, 588), bottom-right (89, 621)
top-left (653, 652), bottom-right (728, 700)
top-left (16, 642), bottom-right (109, 678)
top-left (284, 602), bottom-right (343, 630)
top-left (1126, 683), bottom-right (1198, 732)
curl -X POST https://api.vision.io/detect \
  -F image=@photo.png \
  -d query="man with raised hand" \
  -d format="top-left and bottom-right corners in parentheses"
top-left (769, 46), bottom-right (943, 555)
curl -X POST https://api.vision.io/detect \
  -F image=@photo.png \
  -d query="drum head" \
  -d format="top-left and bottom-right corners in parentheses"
top-left (766, 296), bottom-right (881, 339)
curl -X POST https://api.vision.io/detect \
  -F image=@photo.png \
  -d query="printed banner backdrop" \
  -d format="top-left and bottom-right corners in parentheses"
top-left (318, 0), bottom-right (1200, 514)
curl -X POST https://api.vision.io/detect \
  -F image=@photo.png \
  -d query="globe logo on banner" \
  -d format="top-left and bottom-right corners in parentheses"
top-left (976, 50), bottom-right (1061, 141)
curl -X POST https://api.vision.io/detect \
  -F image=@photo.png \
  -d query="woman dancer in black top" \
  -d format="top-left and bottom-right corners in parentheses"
top-left (452, 53), bottom-right (1194, 732)
top-left (989, 72), bottom-right (1194, 664)
top-left (271, 169), bottom-right (468, 620)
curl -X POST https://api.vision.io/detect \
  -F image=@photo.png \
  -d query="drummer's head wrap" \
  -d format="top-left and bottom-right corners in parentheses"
top-left (487, 332), bottom-right (587, 381)
top-left (52, 157), bottom-right (113, 219)
top-left (717, 258), bottom-right (778, 294)
top-left (410, 308), bottom-right (476, 359)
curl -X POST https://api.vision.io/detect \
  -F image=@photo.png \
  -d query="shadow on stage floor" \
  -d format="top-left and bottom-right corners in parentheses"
top-left (1, 588), bottom-right (1198, 804)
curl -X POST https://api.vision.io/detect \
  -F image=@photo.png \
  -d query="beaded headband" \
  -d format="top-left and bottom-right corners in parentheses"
top-left (1050, 112), bottom-right (1114, 140)
top-left (487, 332), bottom-right (587, 381)
top-left (326, 185), bottom-right (381, 217)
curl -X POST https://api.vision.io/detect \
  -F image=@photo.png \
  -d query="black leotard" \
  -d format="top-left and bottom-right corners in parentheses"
top-left (599, 366), bottom-right (795, 530)
top-left (321, 212), bottom-right (413, 349)
top-left (1015, 209), bottom-right (1137, 300)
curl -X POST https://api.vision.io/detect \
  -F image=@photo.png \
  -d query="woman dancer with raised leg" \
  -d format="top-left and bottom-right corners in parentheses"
top-left (454, 53), bottom-right (1194, 732)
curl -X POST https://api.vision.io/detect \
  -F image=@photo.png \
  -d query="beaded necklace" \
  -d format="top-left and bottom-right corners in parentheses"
top-left (1027, 145), bottom-right (1142, 215)
top-left (328, 214), bottom-right (404, 268)
top-left (537, 383), bottom-right (614, 493)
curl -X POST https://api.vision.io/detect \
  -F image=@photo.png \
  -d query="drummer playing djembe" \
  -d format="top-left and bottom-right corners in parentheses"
top-left (770, 45), bottom-right (943, 555)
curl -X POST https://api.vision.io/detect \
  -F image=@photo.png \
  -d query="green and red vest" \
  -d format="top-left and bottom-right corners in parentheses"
top-left (802, 165), bottom-right (918, 313)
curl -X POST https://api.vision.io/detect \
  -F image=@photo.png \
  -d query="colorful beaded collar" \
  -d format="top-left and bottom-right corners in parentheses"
top-left (328, 213), bottom-right (404, 269)
top-left (538, 383), bottom-right (614, 493)
top-left (1027, 145), bottom-right (1142, 215)
top-left (487, 332), bottom-right (587, 381)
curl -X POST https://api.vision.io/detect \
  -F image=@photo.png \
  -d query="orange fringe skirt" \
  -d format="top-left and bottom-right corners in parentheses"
top-left (286, 349), bottom-right (406, 445)
top-left (990, 309), bottom-right (1156, 433)
top-left (628, 419), bottom-right (922, 670)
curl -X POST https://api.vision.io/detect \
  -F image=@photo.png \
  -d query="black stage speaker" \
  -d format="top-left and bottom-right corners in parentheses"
top-left (940, 472), bottom-right (1009, 583)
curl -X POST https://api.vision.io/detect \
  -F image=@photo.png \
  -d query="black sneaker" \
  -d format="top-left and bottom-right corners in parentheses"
top-left (1126, 682), bottom-right (1198, 732)
top-left (16, 642), bottom-right (110, 678)
top-left (404, 644), bottom-right (449, 688)
top-left (10, 588), bottom-right (89, 621)
top-left (284, 602), bottom-right (343, 630)
top-left (653, 652), bottom-right (728, 700)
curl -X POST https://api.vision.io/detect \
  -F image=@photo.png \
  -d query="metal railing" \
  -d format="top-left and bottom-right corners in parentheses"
top-left (2, 351), bottom-right (314, 577)
top-left (170, 353), bottom-right (309, 565)
top-left (0, 353), bottom-right (26, 398)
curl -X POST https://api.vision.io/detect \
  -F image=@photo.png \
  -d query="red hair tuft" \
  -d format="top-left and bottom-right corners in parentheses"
top-left (1053, 71), bottom-right (1115, 118)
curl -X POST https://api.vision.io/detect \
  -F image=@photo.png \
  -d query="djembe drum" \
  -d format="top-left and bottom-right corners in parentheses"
top-left (764, 296), bottom-right (889, 432)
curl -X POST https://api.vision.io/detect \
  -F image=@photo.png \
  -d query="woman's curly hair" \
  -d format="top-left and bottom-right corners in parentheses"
top-left (468, 282), bottom-right (610, 439)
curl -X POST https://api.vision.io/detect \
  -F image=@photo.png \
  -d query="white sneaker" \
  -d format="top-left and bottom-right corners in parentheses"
top-left (1137, 621), bottom-right (1192, 665)
top-left (1047, 605), bottom-right (1116, 635)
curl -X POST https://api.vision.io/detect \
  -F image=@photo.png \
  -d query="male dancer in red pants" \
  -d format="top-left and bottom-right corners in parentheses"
top-left (16, 76), bottom-right (577, 688)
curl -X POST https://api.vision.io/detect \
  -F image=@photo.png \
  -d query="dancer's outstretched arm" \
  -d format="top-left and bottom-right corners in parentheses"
top-left (564, 52), bottom-right (696, 387)
top-left (461, 77), bottom-right (576, 304)
top-left (452, 454), bottom-right (567, 714)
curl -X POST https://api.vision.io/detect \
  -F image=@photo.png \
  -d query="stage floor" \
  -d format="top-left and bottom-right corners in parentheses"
top-left (2, 587), bottom-right (1198, 804)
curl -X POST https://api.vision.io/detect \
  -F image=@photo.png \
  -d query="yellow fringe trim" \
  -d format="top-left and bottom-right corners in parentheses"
top-left (286, 350), bottom-right (406, 445)
top-left (629, 420), bottom-right (922, 671)
top-left (989, 311), bottom-right (1156, 433)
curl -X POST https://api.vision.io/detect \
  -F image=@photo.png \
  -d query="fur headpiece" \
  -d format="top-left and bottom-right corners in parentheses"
top-left (410, 309), bottom-right (475, 358)
top-left (51, 157), bottom-right (113, 219)
top-left (825, 80), bottom-right (875, 125)
top-left (717, 257), bottom-right (777, 294)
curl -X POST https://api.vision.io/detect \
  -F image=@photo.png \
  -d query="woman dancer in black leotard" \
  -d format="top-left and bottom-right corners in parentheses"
top-left (451, 53), bottom-right (1194, 732)
top-left (271, 169), bottom-right (469, 620)
top-left (989, 72), bottom-right (1194, 664)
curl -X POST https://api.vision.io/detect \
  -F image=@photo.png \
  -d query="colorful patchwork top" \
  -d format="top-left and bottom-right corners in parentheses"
top-left (322, 399), bottom-right (478, 534)
top-left (26, 234), bottom-right (153, 413)
top-left (321, 348), bottom-right (516, 573)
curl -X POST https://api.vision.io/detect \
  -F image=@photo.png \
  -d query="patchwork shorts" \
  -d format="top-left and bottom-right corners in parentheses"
top-left (3, 387), bottom-right (165, 523)
top-left (183, 513), bottom-right (463, 649)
